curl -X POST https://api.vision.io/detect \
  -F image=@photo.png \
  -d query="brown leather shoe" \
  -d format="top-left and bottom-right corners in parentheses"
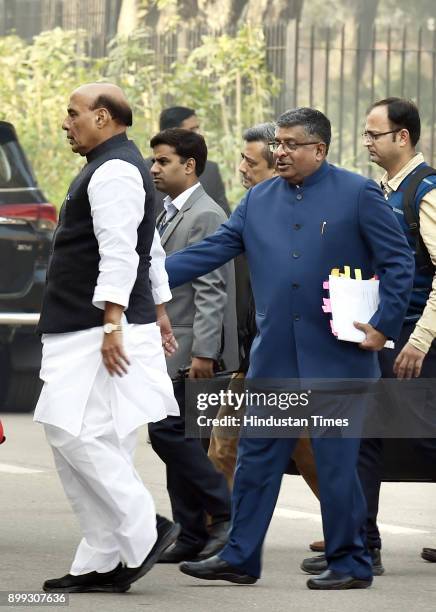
top-left (309, 540), bottom-right (325, 552)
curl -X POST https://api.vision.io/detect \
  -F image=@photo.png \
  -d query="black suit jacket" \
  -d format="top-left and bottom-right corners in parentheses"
top-left (145, 157), bottom-right (230, 217)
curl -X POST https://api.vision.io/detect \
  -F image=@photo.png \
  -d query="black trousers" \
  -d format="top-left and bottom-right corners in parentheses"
top-left (358, 321), bottom-right (436, 549)
top-left (148, 380), bottom-right (231, 549)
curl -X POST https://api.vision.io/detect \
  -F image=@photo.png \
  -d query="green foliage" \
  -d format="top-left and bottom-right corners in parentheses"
top-left (0, 25), bottom-right (278, 209)
top-left (105, 29), bottom-right (167, 150)
top-left (0, 28), bottom-right (103, 207)
top-left (165, 25), bottom-right (280, 204)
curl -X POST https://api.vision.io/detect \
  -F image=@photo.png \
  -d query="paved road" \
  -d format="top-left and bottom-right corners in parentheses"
top-left (1, 413), bottom-right (435, 612)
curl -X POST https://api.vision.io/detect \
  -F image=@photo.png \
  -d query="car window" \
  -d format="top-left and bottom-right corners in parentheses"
top-left (0, 141), bottom-right (37, 189)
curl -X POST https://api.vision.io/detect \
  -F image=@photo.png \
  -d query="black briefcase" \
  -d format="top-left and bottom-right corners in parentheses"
top-left (286, 438), bottom-right (436, 482)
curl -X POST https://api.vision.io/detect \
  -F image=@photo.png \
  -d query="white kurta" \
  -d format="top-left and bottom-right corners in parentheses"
top-left (35, 320), bottom-right (179, 438)
top-left (34, 158), bottom-right (179, 437)
top-left (33, 154), bottom-right (179, 574)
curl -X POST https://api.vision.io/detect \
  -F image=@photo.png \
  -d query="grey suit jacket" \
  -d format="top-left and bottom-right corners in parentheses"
top-left (158, 185), bottom-right (238, 378)
top-left (146, 157), bottom-right (231, 217)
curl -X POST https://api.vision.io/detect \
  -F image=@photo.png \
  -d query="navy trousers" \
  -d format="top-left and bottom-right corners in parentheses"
top-left (219, 406), bottom-right (372, 579)
top-left (358, 321), bottom-right (436, 549)
top-left (148, 380), bottom-right (231, 549)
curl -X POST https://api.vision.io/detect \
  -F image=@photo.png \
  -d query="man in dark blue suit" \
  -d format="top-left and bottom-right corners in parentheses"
top-left (165, 108), bottom-right (414, 590)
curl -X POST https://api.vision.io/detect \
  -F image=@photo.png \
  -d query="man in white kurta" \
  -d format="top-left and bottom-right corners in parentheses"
top-left (34, 83), bottom-right (179, 593)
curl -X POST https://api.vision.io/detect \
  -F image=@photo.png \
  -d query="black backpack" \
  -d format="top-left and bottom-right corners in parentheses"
top-left (402, 166), bottom-right (436, 273)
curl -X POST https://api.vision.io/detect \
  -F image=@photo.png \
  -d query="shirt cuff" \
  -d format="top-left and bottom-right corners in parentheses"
top-left (152, 282), bottom-right (172, 305)
top-left (409, 323), bottom-right (435, 355)
top-left (92, 286), bottom-right (130, 311)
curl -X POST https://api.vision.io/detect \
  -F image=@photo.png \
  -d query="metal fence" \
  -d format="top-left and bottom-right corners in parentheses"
top-left (111, 21), bottom-right (436, 174)
top-left (2, 2), bottom-right (435, 173)
top-left (264, 22), bottom-right (436, 174)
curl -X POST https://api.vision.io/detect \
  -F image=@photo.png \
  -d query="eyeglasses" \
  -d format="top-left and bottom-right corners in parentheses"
top-left (267, 140), bottom-right (322, 153)
top-left (361, 129), bottom-right (401, 143)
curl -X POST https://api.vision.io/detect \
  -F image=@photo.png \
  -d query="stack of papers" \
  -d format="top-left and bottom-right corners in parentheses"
top-left (324, 272), bottom-right (394, 349)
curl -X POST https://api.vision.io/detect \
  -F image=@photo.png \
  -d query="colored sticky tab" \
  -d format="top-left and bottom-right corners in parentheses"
top-left (331, 268), bottom-right (340, 276)
top-left (373, 275), bottom-right (379, 280)
top-left (322, 298), bottom-right (332, 313)
top-left (343, 266), bottom-right (351, 277)
top-left (330, 320), bottom-right (338, 336)
top-left (323, 280), bottom-right (330, 290)
top-left (354, 268), bottom-right (362, 280)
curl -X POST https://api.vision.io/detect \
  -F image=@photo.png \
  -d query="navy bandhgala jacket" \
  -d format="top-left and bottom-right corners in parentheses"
top-left (166, 161), bottom-right (414, 381)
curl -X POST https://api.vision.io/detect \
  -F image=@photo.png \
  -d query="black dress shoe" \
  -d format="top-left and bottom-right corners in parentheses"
top-left (307, 569), bottom-right (372, 590)
top-left (43, 563), bottom-right (129, 593)
top-left (158, 541), bottom-right (203, 563)
top-left (196, 520), bottom-right (230, 560)
top-left (301, 548), bottom-right (384, 576)
top-left (421, 547), bottom-right (436, 562)
top-left (179, 555), bottom-right (257, 584)
top-left (115, 519), bottom-right (180, 589)
top-left (156, 513), bottom-right (175, 531)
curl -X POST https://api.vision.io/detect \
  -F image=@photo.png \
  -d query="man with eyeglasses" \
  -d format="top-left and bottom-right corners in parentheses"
top-left (164, 107), bottom-right (414, 590)
top-left (302, 97), bottom-right (436, 578)
top-left (361, 98), bottom-right (436, 565)
top-left (208, 121), bottom-right (321, 531)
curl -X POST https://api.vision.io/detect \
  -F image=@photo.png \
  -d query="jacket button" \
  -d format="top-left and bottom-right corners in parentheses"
top-left (292, 252), bottom-right (300, 259)
top-left (294, 314), bottom-right (301, 321)
top-left (292, 283), bottom-right (299, 289)
top-left (296, 193), bottom-right (303, 201)
top-left (294, 224), bottom-right (301, 230)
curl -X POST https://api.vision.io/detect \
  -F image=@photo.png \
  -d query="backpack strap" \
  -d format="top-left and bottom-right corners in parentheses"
top-left (402, 166), bottom-right (436, 272)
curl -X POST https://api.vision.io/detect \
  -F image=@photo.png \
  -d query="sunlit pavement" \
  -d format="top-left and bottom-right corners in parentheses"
top-left (1, 413), bottom-right (435, 612)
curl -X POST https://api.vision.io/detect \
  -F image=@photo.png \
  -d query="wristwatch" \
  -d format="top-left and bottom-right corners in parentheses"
top-left (103, 323), bottom-right (122, 334)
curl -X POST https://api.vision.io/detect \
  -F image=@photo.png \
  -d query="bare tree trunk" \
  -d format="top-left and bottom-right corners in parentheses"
top-left (178, 0), bottom-right (200, 21)
top-left (263, 0), bottom-right (303, 22)
top-left (117, 0), bottom-right (138, 35)
top-left (143, 0), bottom-right (304, 30)
top-left (348, 0), bottom-right (380, 76)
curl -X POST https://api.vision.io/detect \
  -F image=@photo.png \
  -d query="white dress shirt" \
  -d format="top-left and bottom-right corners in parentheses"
top-left (150, 228), bottom-right (172, 304)
top-left (162, 182), bottom-right (201, 221)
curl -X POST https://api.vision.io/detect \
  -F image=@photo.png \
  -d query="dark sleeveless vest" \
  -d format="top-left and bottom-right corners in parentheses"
top-left (385, 161), bottom-right (436, 320)
top-left (38, 133), bottom-right (156, 333)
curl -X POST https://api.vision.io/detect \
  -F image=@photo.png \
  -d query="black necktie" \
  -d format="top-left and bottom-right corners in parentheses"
top-left (158, 212), bottom-right (173, 236)
top-left (158, 216), bottom-right (169, 237)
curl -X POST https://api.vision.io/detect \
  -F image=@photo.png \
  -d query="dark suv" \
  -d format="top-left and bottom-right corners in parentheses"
top-left (0, 121), bottom-right (57, 412)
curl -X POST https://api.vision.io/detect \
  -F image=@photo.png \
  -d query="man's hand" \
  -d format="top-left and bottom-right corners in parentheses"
top-left (188, 357), bottom-right (214, 378)
top-left (393, 342), bottom-right (426, 379)
top-left (102, 303), bottom-right (130, 376)
top-left (354, 321), bottom-right (387, 351)
top-left (101, 331), bottom-right (130, 377)
top-left (158, 312), bottom-right (178, 357)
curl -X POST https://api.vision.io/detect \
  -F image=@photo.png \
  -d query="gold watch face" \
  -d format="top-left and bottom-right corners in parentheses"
top-left (104, 323), bottom-right (121, 333)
